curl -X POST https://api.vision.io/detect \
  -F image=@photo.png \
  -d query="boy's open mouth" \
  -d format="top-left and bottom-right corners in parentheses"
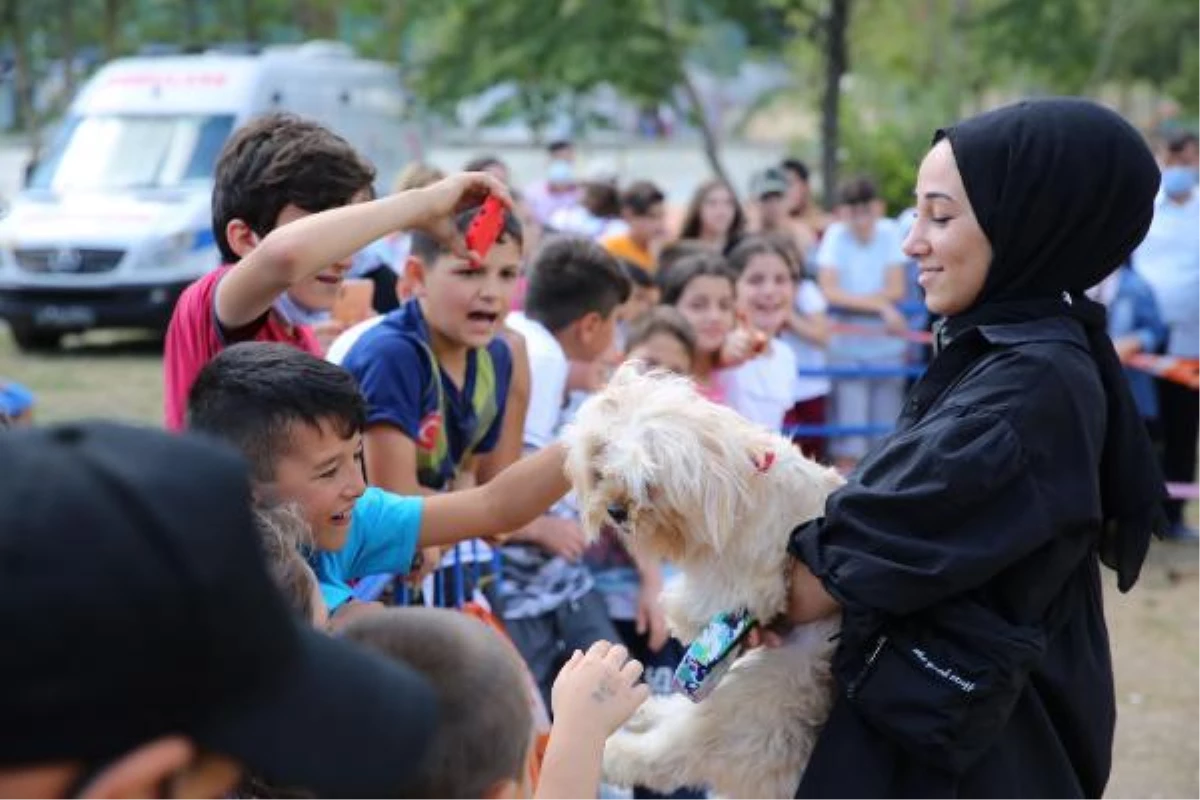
top-left (467, 311), bottom-right (499, 324)
top-left (315, 273), bottom-right (343, 286)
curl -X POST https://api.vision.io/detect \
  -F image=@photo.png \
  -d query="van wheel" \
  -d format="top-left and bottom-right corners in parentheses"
top-left (10, 322), bottom-right (62, 352)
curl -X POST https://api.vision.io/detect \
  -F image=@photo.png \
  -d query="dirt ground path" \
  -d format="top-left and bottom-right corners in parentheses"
top-left (1107, 539), bottom-right (1198, 798)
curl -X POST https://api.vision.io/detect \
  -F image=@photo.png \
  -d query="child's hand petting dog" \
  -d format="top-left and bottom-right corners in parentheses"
top-left (552, 641), bottom-right (650, 742)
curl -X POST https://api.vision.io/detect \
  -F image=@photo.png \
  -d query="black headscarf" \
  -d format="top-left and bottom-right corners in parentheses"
top-left (936, 97), bottom-right (1167, 592)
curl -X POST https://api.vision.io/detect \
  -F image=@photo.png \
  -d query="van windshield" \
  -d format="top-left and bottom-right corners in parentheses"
top-left (29, 113), bottom-right (235, 192)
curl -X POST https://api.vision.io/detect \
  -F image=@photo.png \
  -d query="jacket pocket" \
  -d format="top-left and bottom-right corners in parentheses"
top-left (839, 598), bottom-right (1047, 772)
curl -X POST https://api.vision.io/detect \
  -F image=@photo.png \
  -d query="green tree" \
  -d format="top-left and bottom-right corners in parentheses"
top-left (404, 0), bottom-right (800, 184)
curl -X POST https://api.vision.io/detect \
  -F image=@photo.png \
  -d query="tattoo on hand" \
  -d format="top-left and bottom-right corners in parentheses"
top-left (591, 680), bottom-right (617, 703)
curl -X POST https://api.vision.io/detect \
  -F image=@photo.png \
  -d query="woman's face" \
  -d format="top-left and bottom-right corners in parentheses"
top-left (676, 275), bottom-right (736, 353)
top-left (903, 140), bottom-right (993, 316)
top-left (699, 185), bottom-right (737, 237)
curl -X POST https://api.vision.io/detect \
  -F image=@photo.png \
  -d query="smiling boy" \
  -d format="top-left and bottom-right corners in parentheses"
top-left (187, 342), bottom-right (569, 621)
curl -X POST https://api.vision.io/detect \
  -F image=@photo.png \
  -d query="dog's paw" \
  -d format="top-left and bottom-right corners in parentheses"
top-left (622, 701), bottom-right (657, 734)
top-left (602, 732), bottom-right (648, 788)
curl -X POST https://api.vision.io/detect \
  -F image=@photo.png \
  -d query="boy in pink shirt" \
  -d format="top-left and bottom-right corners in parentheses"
top-left (163, 112), bottom-right (505, 430)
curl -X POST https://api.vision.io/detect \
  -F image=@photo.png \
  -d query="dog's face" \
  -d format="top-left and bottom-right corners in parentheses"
top-left (564, 365), bottom-right (775, 565)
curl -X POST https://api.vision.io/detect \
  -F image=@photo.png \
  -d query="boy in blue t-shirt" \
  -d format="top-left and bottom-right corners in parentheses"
top-left (187, 342), bottom-right (568, 626)
top-left (339, 205), bottom-right (524, 605)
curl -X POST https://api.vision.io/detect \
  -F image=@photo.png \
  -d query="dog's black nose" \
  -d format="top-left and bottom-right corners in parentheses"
top-left (607, 503), bottom-right (629, 525)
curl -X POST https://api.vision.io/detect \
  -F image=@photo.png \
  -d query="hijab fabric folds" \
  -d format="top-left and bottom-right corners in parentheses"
top-left (936, 97), bottom-right (1167, 591)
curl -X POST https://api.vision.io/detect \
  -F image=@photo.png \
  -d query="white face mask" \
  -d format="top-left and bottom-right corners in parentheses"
top-left (273, 291), bottom-right (330, 328)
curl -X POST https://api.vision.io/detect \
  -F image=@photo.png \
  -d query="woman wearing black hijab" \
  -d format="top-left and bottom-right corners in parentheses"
top-left (779, 98), bottom-right (1167, 797)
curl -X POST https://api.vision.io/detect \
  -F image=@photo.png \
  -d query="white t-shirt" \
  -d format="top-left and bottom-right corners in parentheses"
top-left (723, 342), bottom-right (798, 431)
top-left (816, 219), bottom-right (907, 362)
top-left (504, 312), bottom-right (570, 450)
top-left (780, 279), bottom-right (831, 403)
top-left (325, 315), bottom-right (385, 366)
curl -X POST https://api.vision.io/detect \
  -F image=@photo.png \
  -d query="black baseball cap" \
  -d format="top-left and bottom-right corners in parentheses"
top-left (0, 421), bottom-right (438, 796)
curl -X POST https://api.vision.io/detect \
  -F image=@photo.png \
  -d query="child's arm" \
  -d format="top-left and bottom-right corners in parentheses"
top-left (364, 425), bottom-right (438, 498)
top-left (786, 308), bottom-right (830, 347)
top-left (419, 443), bottom-right (569, 547)
top-left (817, 265), bottom-right (902, 314)
top-left (535, 641), bottom-right (650, 800)
top-left (216, 172), bottom-right (509, 328)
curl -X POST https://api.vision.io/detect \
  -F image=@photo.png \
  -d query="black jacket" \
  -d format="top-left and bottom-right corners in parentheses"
top-left (790, 316), bottom-right (1117, 798)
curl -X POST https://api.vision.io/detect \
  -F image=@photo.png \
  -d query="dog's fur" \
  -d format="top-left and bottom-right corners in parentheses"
top-left (563, 365), bottom-right (844, 799)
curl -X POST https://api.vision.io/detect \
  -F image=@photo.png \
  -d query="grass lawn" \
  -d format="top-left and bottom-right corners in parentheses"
top-left (0, 325), bottom-right (164, 426)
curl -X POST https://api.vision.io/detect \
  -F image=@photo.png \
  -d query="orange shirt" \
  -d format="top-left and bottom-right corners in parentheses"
top-left (602, 233), bottom-right (656, 273)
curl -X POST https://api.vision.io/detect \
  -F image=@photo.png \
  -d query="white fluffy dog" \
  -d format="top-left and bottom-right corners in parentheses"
top-left (562, 365), bottom-right (844, 799)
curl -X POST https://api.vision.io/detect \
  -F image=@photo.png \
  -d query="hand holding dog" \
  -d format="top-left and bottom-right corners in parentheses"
top-left (746, 558), bottom-right (841, 649)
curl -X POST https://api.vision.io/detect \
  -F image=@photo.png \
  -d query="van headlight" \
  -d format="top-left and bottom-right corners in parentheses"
top-left (133, 230), bottom-right (194, 271)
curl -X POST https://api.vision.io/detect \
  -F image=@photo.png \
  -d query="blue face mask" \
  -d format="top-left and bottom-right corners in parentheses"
top-left (273, 291), bottom-right (330, 328)
top-left (1161, 166), bottom-right (1196, 198)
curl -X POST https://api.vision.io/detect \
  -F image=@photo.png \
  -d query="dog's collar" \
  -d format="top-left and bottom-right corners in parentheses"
top-left (673, 609), bottom-right (757, 702)
top-left (752, 451), bottom-right (776, 474)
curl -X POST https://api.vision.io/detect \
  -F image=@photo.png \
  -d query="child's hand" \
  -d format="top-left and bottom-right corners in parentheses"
top-left (412, 172), bottom-right (513, 263)
top-left (526, 516), bottom-right (589, 562)
top-left (1113, 334), bottom-right (1143, 362)
top-left (404, 545), bottom-right (442, 585)
top-left (878, 303), bottom-right (909, 336)
top-left (551, 641), bottom-right (650, 742)
top-left (720, 312), bottom-right (769, 368)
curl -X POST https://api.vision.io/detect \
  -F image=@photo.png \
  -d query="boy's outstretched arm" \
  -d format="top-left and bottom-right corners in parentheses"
top-left (419, 443), bottom-right (569, 547)
top-left (216, 172), bottom-right (510, 328)
top-left (535, 641), bottom-right (649, 800)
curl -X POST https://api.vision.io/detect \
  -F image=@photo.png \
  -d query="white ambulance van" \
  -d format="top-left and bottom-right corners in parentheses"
top-left (0, 41), bottom-right (418, 350)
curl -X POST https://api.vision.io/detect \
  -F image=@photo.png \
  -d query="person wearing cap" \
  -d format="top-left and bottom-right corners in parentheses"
top-left (0, 421), bottom-right (439, 799)
top-left (749, 166), bottom-right (818, 263)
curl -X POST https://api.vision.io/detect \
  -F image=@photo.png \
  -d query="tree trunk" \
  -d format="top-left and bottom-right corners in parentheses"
top-left (102, 0), bottom-right (121, 59)
top-left (3, 0), bottom-right (35, 138)
top-left (820, 0), bottom-right (850, 209)
top-left (656, 0), bottom-right (731, 187)
top-left (945, 0), bottom-right (969, 119)
top-left (296, 0), bottom-right (338, 39)
top-left (182, 0), bottom-right (201, 48)
top-left (60, 0), bottom-right (77, 97)
top-left (243, 0), bottom-right (260, 43)
top-left (1086, 0), bottom-right (1131, 93)
top-left (679, 68), bottom-right (733, 188)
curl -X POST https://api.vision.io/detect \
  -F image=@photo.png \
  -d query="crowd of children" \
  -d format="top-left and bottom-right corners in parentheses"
top-left (2, 111), bottom-right (1196, 799)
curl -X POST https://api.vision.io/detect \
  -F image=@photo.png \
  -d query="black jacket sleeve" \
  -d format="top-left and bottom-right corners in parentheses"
top-left (790, 349), bottom-right (1101, 620)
